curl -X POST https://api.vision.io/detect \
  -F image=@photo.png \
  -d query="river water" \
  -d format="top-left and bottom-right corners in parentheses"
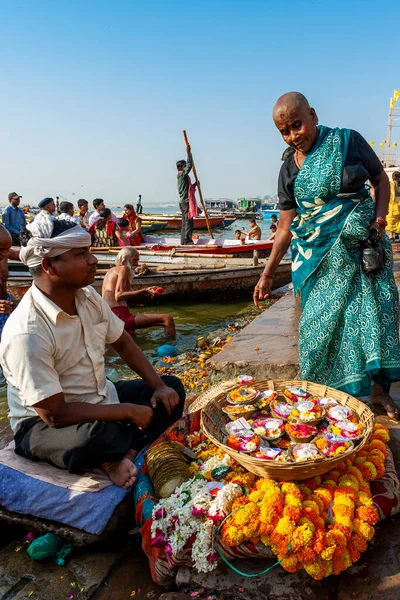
top-left (0, 211), bottom-right (276, 419)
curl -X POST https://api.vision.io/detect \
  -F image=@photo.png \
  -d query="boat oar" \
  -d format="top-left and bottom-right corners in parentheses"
top-left (182, 130), bottom-right (214, 239)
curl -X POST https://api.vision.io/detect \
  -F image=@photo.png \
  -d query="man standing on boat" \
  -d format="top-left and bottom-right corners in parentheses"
top-left (176, 145), bottom-right (199, 245)
top-left (136, 194), bottom-right (143, 214)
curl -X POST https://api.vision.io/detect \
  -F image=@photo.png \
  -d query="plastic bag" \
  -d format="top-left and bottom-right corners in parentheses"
top-left (27, 533), bottom-right (73, 565)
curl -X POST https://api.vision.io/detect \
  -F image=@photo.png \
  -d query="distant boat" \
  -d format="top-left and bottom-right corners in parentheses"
top-left (141, 235), bottom-right (273, 258)
top-left (138, 214), bottom-right (235, 230)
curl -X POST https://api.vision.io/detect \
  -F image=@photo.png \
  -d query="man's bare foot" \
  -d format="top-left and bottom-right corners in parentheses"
top-left (102, 454), bottom-right (137, 489)
top-left (371, 383), bottom-right (399, 420)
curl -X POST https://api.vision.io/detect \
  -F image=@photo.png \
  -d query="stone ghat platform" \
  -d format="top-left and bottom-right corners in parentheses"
top-left (208, 291), bottom-right (300, 382)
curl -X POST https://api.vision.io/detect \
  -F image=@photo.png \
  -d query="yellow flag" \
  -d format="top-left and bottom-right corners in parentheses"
top-left (394, 142), bottom-right (398, 148)
top-left (390, 90), bottom-right (400, 109)
top-left (380, 143), bottom-right (384, 149)
top-left (369, 140), bottom-right (375, 147)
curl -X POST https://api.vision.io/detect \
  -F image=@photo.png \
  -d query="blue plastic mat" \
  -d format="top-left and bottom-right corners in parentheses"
top-left (0, 451), bottom-right (146, 535)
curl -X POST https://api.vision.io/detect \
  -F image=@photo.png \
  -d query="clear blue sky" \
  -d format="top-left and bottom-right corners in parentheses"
top-left (0, 0), bottom-right (397, 207)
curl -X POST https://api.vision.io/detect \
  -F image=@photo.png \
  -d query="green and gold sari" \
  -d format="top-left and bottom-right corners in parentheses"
top-left (291, 125), bottom-right (400, 395)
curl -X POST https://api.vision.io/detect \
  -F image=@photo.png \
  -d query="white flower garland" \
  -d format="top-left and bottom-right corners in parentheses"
top-left (151, 476), bottom-right (242, 573)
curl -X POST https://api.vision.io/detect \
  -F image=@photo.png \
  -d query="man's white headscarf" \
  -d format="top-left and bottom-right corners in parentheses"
top-left (20, 225), bottom-right (92, 268)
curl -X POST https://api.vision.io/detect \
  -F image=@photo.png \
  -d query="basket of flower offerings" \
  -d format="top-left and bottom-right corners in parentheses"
top-left (200, 379), bottom-right (374, 481)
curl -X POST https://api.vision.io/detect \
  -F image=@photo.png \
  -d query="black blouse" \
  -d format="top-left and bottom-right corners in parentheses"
top-left (277, 130), bottom-right (383, 211)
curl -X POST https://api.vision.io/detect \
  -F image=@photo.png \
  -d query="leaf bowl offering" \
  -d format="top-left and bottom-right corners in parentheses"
top-left (290, 400), bottom-right (325, 426)
top-left (270, 399), bottom-right (292, 421)
top-left (284, 422), bottom-right (318, 443)
top-left (282, 387), bottom-right (309, 404)
top-left (222, 404), bottom-right (256, 421)
top-left (288, 443), bottom-right (324, 463)
top-left (252, 417), bottom-right (285, 441)
top-left (236, 374), bottom-right (255, 386)
top-left (227, 386), bottom-right (259, 405)
top-left (328, 420), bottom-right (365, 441)
top-left (313, 433), bottom-right (354, 458)
top-left (227, 430), bottom-right (261, 453)
top-left (326, 404), bottom-right (354, 423)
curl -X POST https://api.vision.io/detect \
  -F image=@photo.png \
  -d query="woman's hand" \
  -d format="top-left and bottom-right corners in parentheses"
top-left (368, 220), bottom-right (386, 242)
top-left (253, 275), bottom-right (273, 307)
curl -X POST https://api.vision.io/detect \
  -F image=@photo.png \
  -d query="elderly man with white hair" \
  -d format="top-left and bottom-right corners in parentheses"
top-left (0, 221), bottom-right (184, 489)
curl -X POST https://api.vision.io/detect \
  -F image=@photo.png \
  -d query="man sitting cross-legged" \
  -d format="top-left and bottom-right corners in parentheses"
top-left (0, 222), bottom-right (184, 489)
top-left (102, 247), bottom-right (175, 337)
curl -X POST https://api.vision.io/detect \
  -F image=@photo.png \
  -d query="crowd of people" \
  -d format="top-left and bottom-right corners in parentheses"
top-left (1, 195), bottom-right (145, 249)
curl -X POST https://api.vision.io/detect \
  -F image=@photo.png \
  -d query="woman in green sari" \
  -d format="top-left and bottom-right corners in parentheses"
top-left (254, 92), bottom-right (400, 418)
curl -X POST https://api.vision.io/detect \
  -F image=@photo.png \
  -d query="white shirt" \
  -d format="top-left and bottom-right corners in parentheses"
top-left (26, 210), bottom-right (56, 238)
top-left (88, 211), bottom-right (118, 228)
top-left (58, 213), bottom-right (80, 225)
top-left (0, 284), bottom-right (124, 433)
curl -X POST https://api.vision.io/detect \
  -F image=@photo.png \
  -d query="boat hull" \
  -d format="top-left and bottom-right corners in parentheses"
top-left (8, 263), bottom-right (291, 303)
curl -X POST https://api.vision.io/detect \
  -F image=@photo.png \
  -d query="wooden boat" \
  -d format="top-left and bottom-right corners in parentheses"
top-left (140, 236), bottom-right (274, 258)
top-left (8, 258), bottom-right (291, 303)
top-left (138, 214), bottom-right (232, 230)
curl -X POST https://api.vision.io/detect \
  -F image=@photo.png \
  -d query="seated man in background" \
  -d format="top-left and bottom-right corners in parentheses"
top-left (58, 201), bottom-right (79, 224)
top-left (102, 247), bottom-right (176, 337)
top-left (88, 198), bottom-right (118, 228)
top-left (241, 218), bottom-right (261, 240)
top-left (26, 197), bottom-right (57, 238)
top-left (77, 199), bottom-right (90, 230)
top-left (0, 222), bottom-right (184, 489)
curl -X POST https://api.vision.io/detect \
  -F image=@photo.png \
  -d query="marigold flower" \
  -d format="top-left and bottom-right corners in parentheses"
top-left (321, 545), bottom-right (336, 561)
top-left (332, 554), bottom-right (345, 575)
top-left (369, 439), bottom-right (387, 455)
top-left (292, 522), bottom-right (315, 551)
top-left (280, 554), bottom-right (299, 572)
top-left (220, 524), bottom-right (245, 547)
top-left (281, 482), bottom-right (303, 499)
top-left (333, 494), bottom-right (355, 510)
top-left (347, 465), bottom-right (364, 485)
top-left (334, 486), bottom-right (357, 502)
top-left (248, 490), bottom-right (265, 503)
top-left (304, 558), bottom-right (325, 579)
top-left (347, 542), bottom-right (361, 563)
top-left (358, 461), bottom-right (377, 482)
top-left (355, 506), bottom-right (378, 525)
top-left (296, 546), bottom-right (317, 565)
top-left (353, 518), bottom-right (374, 541)
top-left (339, 475), bottom-right (359, 491)
top-left (284, 505), bottom-right (303, 522)
top-left (328, 470), bottom-right (341, 484)
top-left (276, 516), bottom-right (296, 537)
top-left (333, 504), bottom-right (354, 519)
top-left (298, 483), bottom-right (312, 497)
top-left (356, 491), bottom-right (374, 507)
top-left (313, 488), bottom-right (332, 509)
top-left (351, 532), bottom-right (368, 552)
top-left (371, 428), bottom-right (390, 443)
top-left (312, 528), bottom-right (326, 554)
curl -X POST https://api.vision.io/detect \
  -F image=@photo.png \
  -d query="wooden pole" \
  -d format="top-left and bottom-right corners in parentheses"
top-left (182, 130), bottom-right (214, 239)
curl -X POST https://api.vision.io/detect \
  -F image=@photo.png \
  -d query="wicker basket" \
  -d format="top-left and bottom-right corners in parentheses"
top-left (200, 379), bottom-right (374, 481)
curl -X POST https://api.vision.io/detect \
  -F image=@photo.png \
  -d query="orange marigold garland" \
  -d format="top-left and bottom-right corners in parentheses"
top-left (219, 423), bottom-right (389, 579)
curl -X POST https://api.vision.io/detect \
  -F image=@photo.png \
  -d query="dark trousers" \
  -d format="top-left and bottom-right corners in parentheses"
top-left (14, 375), bottom-right (185, 475)
top-left (180, 201), bottom-right (194, 245)
top-left (10, 232), bottom-right (21, 246)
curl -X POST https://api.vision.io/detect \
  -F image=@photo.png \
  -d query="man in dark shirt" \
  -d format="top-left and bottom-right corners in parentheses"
top-left (176, 146), bottom-right (195, 245)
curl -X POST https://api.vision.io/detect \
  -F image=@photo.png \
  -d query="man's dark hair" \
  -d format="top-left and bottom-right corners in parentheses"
top-left (124, 204), bottom-right (134, 211)
top-left (77, 198), bottom-right (88, 208)
top-left (249, 219), bottom-right (256, 225)
top-left (93, 198), bottom-right (104, 210)
top-left (270, 224), bottom-right (277, 231)
top-left (59, 201), bottom-right (74, 214)
top-left (118, 217), bottom-right (129, 228)
top-left (271, 214), bottom-right (278, 220)
top-left (96, 208), bottom-right (111, 230)
top-left (176, 160), bottom-right (186, 171)
top-left (234, 229), bottom-right (242, 235)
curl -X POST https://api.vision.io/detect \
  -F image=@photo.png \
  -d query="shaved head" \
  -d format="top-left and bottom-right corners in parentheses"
top-left (273, 92), bottom-right (310, 120)
top-left (272, 92), bottom-right (318, 154)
